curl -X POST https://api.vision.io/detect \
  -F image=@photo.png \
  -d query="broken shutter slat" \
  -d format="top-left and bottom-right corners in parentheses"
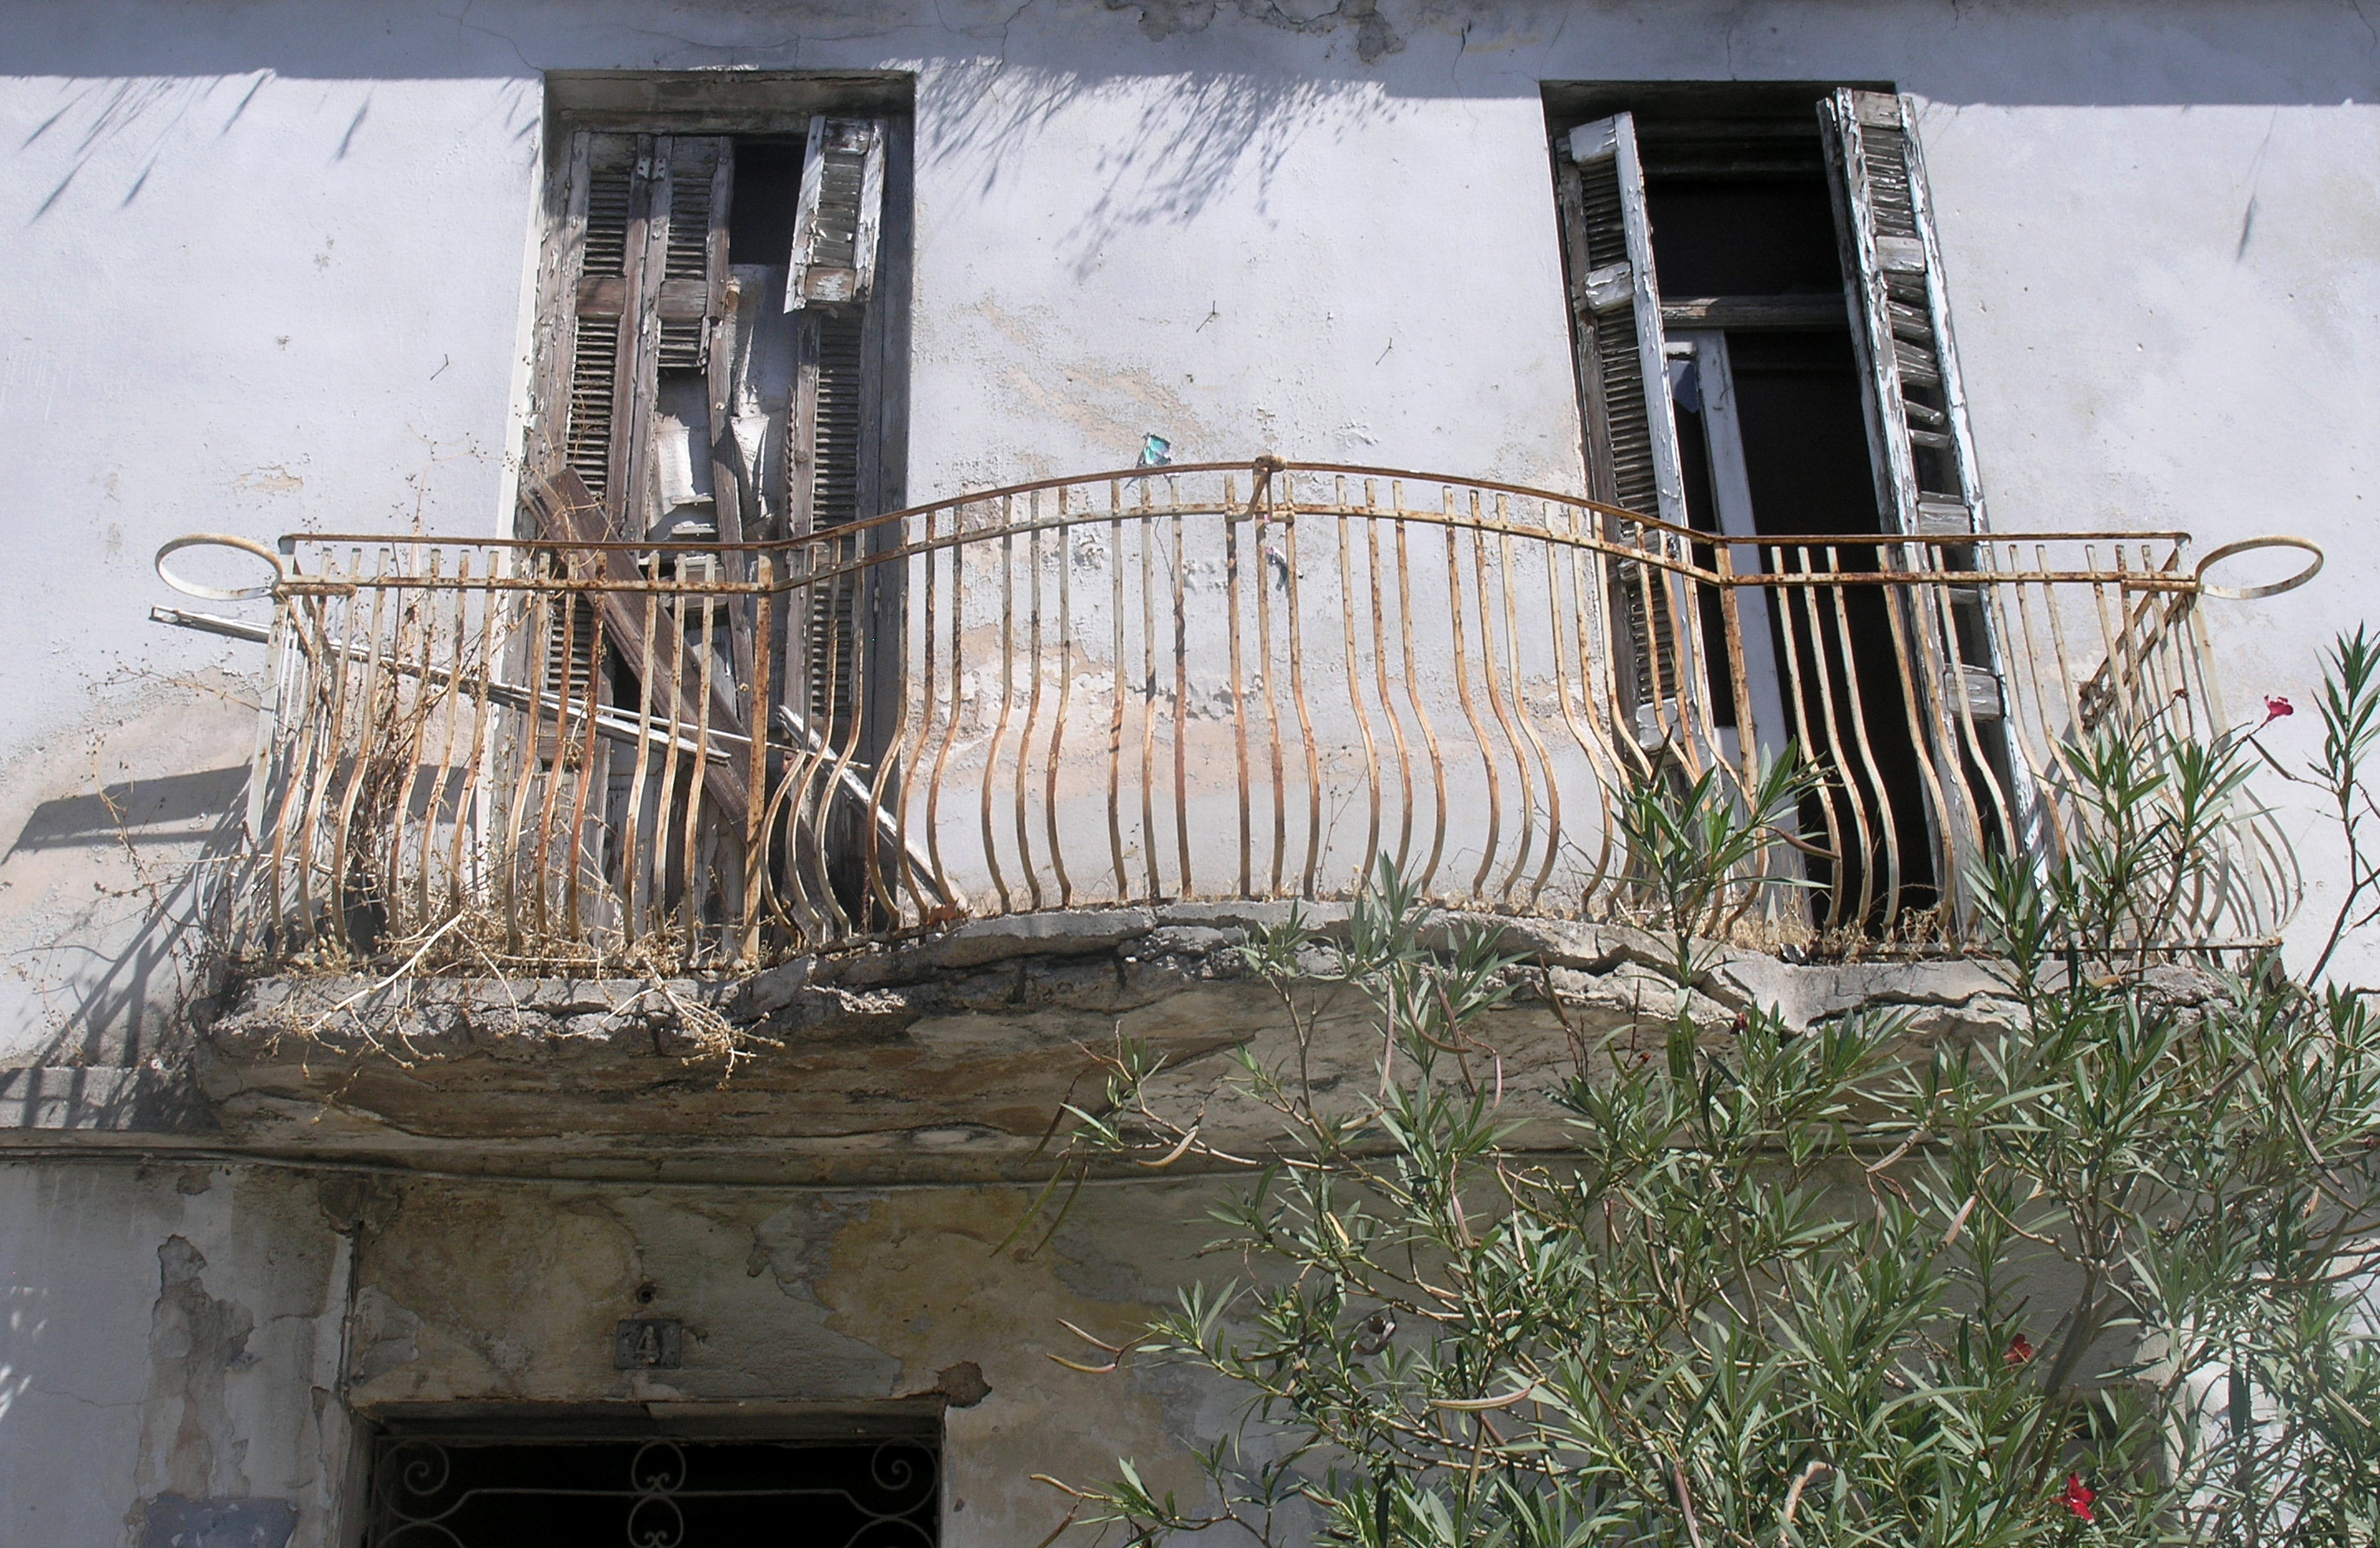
top-left (786, 118), bottom-right (888, 310)
top-left (1557, 112), bottom-right (1691, 727)
top-left (620, 134), bottom-right (672, 533)
top-left (1820, 89), bottom-right (1986, 538)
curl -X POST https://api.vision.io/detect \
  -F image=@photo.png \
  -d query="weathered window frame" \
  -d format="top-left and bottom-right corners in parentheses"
top-left (520, 71), bottom-right (914, 750)
top-left (1549, 85), bottom-right (2032, 907)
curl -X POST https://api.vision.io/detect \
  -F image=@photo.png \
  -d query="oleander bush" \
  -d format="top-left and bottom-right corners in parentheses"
top-left (1038, 631), bottom-right (2380, 1546)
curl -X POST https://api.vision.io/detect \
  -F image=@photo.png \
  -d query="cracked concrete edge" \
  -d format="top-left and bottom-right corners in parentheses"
top-left (10, 906), bottom-right (2232, 1158)
top-left (129, 904), bottom-right (2240, 1063)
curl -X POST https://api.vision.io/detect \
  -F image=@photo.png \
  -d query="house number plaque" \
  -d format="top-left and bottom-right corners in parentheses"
top-left (613, 1318), bottom-right (684, 1370)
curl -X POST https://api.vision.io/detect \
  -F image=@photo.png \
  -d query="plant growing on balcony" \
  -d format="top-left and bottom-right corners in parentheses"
top-left (1038, 631), bottom-right (2380, 1546)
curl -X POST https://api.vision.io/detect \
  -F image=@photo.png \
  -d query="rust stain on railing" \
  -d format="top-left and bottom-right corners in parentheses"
top-left (154, 460), bottom-right (2320, 971)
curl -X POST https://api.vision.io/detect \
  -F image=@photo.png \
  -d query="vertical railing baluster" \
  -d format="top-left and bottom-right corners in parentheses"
top-left (1821, 547), bottom-right (1895, 929)
top-left (1549, 508), bottom-right (1622, 918)
top-left (1255, 481), bottom-right (1288, 897)
top-left (564, 599), bottom-right (606, 946)
top-left (1279, 484), bottom-right (1323, 899)
top-left (1444, 499), bottom-right (1501, 900)
top-left (1046, 491), bottom-right (1076, 907)
top-left (620, 591), bottom-right (661, 947)
top-left (1497, 506), bottom-right (1562, 912)
top-left (925, 515), bottom-right (965, 916)
top-left (1334, 493), bottom-right (1383, 895)
top-left (1171, 495), bottom-right (1192, 898)
top-left (1393, 491), bottom-right (1447, 895)
top-left (1870, 549), bottom-right (1961, 931)
top-left (1768, 550), bottom-right (1840, 931)
top-left (1225, 476), bottom-right (1252, 897)
top-left (1367, 491), bottom-right (1415, 880)
top-left (444, 554), bottom-right (499, 922)
top-left (1139, 499), bottom-right (1163, 901)
top-left (981, 508), bottom-right (1018, 914)
top-left (1470, 495), bottom-right (1536, 906)
top-left (1013, 512), bottom-right (1047, 910)
top-left (745, 555), bottom-right (775, 959)
top-left (1106, 489), bottom-right (1131, 902)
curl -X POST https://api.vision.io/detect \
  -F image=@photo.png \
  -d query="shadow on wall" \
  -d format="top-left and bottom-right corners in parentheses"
top-left (12, 70), bottom-right (539, 225)
top-left (922, 58), bottom-right (1410, 279)
top-left (2, 767), bottom-right (246, 1087)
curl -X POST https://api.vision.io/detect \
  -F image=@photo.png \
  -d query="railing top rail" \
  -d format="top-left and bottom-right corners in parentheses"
top-left (283, 457), bottom-right (1691, 552)
top-left (281, 454), bottom-right (2201, 558)
top-left (177, 457), bottom-right (2312, 607)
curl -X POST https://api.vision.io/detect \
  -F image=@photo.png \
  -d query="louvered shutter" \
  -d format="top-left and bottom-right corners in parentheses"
top-left (785, 119), bottom-right (889, 739)
top-left (1822, 90), bottom-right (2035, 899)
top-left (1819, 91), bottom-right (1986, 542)
top-left (535, 133), bottom-right (737, 757)
top-left (786, 119), bottom-right (886, 311)
top-left (1822, 89), bottom-right (2011, 731)
top-left (1557, 114), bottom-right (1692, 732)
top-left (654, 138), bottom-right (733, 373)
top-left (544, 132), bottom-right (733, 538)
top-left (557, 132), bottom-right (640, 525)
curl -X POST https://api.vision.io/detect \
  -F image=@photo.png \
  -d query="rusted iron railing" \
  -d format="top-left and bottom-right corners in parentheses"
top-left (157, 458), bottom-right (2316, 970)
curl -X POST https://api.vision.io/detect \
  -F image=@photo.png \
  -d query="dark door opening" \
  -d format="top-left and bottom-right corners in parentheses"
top-left (363, 1434), bottom-right (939, 1546)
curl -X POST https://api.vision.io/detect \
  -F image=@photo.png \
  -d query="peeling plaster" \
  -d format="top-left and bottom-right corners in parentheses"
top-left (817, 1188), bottom-right (1213, 1544)
top-left (138, 1236), bottom-right (258, 1502)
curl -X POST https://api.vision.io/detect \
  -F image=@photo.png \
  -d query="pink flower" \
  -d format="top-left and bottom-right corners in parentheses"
top-left (2264, 694), bottom-right (2295, 723)
top-left (2005, 1333), bottom-right (2034, 1366)
top-left (2061, 1474), bottom-right (2097, 1523)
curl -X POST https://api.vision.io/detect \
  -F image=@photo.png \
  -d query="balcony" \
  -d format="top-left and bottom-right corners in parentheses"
top-left (159, 457), bottom-right (2310, 975)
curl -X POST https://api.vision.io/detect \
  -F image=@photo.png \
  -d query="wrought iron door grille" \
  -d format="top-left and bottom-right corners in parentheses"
top-left (364, 1436), bottom-right (936, 1547)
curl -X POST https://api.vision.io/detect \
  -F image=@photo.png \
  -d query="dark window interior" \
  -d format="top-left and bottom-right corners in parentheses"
top-left (364, 1434), bottom-right (939, 1546)
top-left (1725, 332), bottom-right (1879, 536)
top-left (1643, 181), bottom-right (1845, 300)
top-left (728, 135), bottom-right (806, 264)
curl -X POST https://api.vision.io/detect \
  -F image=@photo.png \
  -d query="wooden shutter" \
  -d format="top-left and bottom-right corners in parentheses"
top-left (784, 118), bottom-right (890, 738)
top-left (544, 132), bottom-right (733, 539)
top-left (1556, 114), bottom-right (1691, 729)
top-left (533, 133), bottom-right (737, 760)
top-left (1822, 90), bottom-right (2034, 897)
top-left (555, 132), bottom-right (640, 527)
top-left (1819, 90), bottom-right (1986, 539)
top-left (654, 138), bottom-right (733, 375)
top-left (798, 311), bottom-right (870, 732)
top-left (786, 118), bottom-right (886, 310)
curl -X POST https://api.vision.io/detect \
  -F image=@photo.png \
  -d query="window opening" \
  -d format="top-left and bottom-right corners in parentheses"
top-left (1550, 85), bottom-right (2015, 926)
top-left (362, 1433), bottom-right (938, 1546)
top-left (523, 98), bottom-right (902, 932)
